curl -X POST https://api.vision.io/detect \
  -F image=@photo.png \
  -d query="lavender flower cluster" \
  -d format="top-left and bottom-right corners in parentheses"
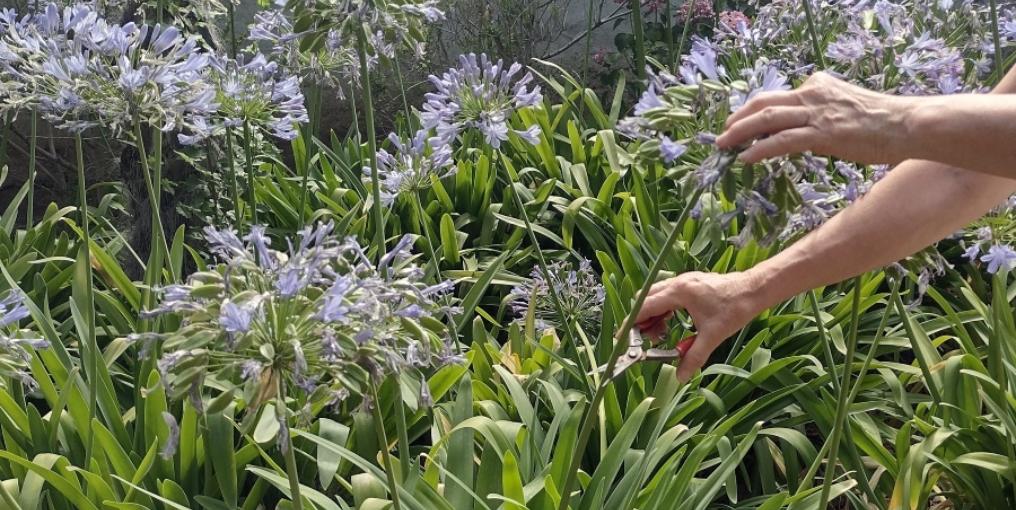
top-left (508, 259), bottom-right (605, 332)
top-left (0, 3), bottom-right (307, 145)
top-left (422, 53), bottom-right (544, 149)
top-left (0, 290), bottom-right (48, 390)
top-left (141, 223), bottom-right (461, 411)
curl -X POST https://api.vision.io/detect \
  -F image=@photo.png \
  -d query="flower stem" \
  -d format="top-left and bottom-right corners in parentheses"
top-left (989, 0), bottom-right (1004, 85)
top-left (394, 59), bottom-right (412, 126)
top-left (277, 384), bottom-right (304, 510)
top-left (357, 24), bottom-right (385, 258)
top-left (74, 133), bottom-right (98, 464)
top-left (131, 121), bottom-right (176, 284)
top-left (411, 191), bottom-right (441, 280)
top-left (801, 0), bottom-right (827, 69)
top-left (817, 277), bottom-right (863, 508)
top-left (224, 128), bottom-right (242, 229)
top-left (494, 150), bottom-right (582, 359)
top-left (629, 0), bottom-right (646, 83)
top-left (369, 378), bottom-right (403, 510)
top-left (557, 184), bottom-right (705, 510)
top-left (394, 384), bottom-right (412, 482)
top-left (226, 1), bottom-right (238, 59)
top-left (675, 1), bottom-right (696, 67)
top-left (27, 111), bottom-right (37, 227)
top-left (242, 121), bottom-right (258, 229)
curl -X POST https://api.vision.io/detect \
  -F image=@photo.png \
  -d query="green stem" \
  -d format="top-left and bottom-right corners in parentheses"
top-left (557, 184), bottom-right (705, 510)
top-left (411, 191), bottom-right (441, 280)
top-left (629, 0), bottom-right (646, 83)
top-left (989, 0), bottom-right (1004, 85)
top-left (242, 121), bottom-right (258, 228)
top-left (277, 384), bottom-right (304, 510)
top-left (394, 59), bottom-right (413, 126)
top-left (369, 379), bottom-right (403, 510)
top-left (132, 121), bottom-right (176, 283)
top-left (74, 133), bottom-right (98, 464)
top-left (394, 385), bottom-right (412, 482)
top-left (27, 112), bottom-right (37, 227)
top-left (357, 25), bottom-right (385, 258)
top-left (817, 277), bottom-right (863, 508)
top-left (675, 1), bottom-right (696, 67)
top-left (224, 129), bottom-right (242, 229)
top-left (495, 150), bottom-right (582, 356)
top-left (349, 84), bottom-right (362, 143)
top-left (801, 0), bottom-right (827, 69)
top-left (226, 1), bottom-right (238, 59)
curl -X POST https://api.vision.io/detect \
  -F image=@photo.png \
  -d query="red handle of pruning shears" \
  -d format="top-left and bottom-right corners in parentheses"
top-left (675, 335), bottom-right (696, 357)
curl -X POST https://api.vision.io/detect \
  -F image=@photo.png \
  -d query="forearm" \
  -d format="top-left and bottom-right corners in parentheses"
top-left (902, 94), bottom-right (1016, 178)
top-left (745, 159), bottom-right (1016, 310)
top-left (742, 68), bottom-right (1016, 310)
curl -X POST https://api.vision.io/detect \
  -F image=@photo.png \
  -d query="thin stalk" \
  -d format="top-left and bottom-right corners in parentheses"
top-left (393, 59), bottom-right (412, 126)
top-left (27, 111), bottom-right (37, 226)
top-left (494, 149), bottom-right (582, 357)
top-left (629, 0), bottom-right (647, 83)
top-left (226, 1), bottom-right (238, 59)
top-left (557, 184), bottom-right (705, 510)
top-left (574, 327), bottom-right (607, 458)
top-left (74, 133), bottom-right (98, 464)
top-left (277, 383), bottom-right (304, 510)
top-left (0, 113), bottom-right (8, 178)
top-left (675, 1), bottom-right (696, 67)
top-left (369, 379), bottom-right (403, 510)
top-left (349, 84), bottom-right (362, 143)
top-left (242, 121), bottom-right (258, 228)
top-left (394, 387), bottom-right (412, 482)
top-left (357, 25), bottom-right (385, 257)
top-left (411, 191), bottom-right (441, 280)
top-left (809, 290), bottom-right (841, 394)
top-left (664, 0), bottom-right (674, 64)
top-left (132, 121), bottom-right (176, 283)
top-left (801, 0), bottom-right (827, 69)
top-left (817, 277), bottom-right (863, 508)
top-left (989, 0), bottom-right (1004, 85)
top-left (224, 129), bottom-right (242, 228)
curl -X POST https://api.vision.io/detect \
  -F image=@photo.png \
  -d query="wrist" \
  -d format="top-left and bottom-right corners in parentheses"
top-left (895, 95), bottom-right (940, 161)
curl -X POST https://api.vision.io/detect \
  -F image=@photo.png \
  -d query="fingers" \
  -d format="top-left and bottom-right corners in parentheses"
top-left (677, 335), bottom-right (717, 383)
top-left (737, 127), bottom-right (821, 163)
top-left (724, 90), bottom-right (801, 128)
top-left (716, 106), bottom-right (811, 151)
top-left (635, 287), bottom-right (684, 325)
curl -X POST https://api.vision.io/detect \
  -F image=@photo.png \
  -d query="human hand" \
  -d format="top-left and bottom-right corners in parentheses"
top-left (635, 271), bottom-right (764, 382)
top-left (715, 72), bottom-right (917, 165)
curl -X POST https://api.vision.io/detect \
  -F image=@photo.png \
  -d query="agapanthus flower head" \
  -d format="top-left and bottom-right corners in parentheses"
top-left (679, 37), bottom-right (726, 84)
top-left (730, 60), bottom-right (790, 111)
top-left (508, 259), bottom-right (605, 333)
top-left (0, 3), bottom-right (218, 139)
top-left (0, 290), bottom-right (48, 390)
top-left (208, 52), bottom-right (309, 142)
top-left (421, 53), bottom-right (543, 149)
top-left (145, 223), bottom-right (460, 413)
top-left (368, 128), bottom-right (456, 205)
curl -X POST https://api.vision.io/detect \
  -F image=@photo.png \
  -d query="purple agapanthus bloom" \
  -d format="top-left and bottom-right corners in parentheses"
top-left (982, 244), bottom-right (1016, 274)
top-left (421, 53), bottom-right (542, 149)
top-left (0, 290), bottom-right (29, 328)
top-left (209, 52), bottom-right (309, 142)
top-left (680, 37), bottom-right (726, 84)
top-left (659, 136), bottom-right (687, 163)
top-left (368, 129), bottom-right (456, 205)
top-left (220, 301), bottom-right (257, 335)
top-left (730, 61), bottom-right (790, 111)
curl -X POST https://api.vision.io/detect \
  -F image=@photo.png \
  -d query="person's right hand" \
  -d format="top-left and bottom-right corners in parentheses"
top-left (635, 271), bottom-right (765, 382)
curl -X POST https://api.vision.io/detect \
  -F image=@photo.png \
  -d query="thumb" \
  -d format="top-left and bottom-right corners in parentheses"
top-left (676, 335), bottom-right (714, 383)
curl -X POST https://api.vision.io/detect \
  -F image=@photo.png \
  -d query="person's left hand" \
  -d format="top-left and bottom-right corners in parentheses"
top-left (716, 71), bottom-right (917, 165)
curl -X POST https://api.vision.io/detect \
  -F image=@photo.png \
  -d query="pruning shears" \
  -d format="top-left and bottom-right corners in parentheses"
top-left (603, 328), bottom-right (697, 381)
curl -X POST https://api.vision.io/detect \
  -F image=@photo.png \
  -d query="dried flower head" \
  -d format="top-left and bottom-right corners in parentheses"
top-left (508, 259), bottom-right (605, 333)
